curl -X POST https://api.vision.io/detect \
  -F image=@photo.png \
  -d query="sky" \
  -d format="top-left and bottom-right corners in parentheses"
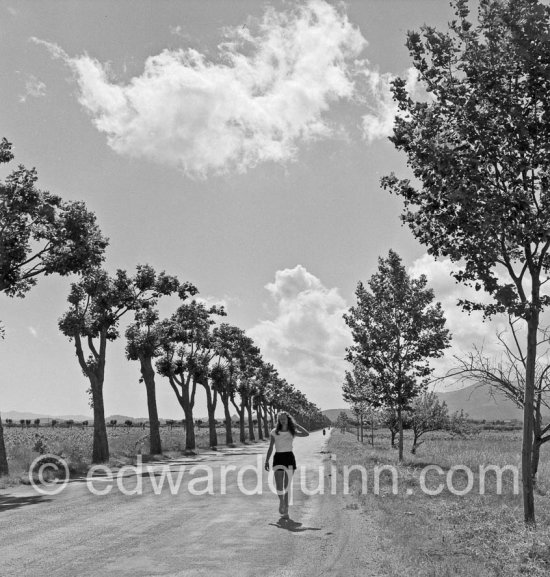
top-left (0, 0), bottom-right (515, 419)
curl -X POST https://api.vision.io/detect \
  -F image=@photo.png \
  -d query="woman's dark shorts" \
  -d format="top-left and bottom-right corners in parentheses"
top-left (273, 451), bottom-right (297, 471)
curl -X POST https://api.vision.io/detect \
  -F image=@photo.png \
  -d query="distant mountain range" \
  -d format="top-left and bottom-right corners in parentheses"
top-left (323, 383), bottom-right (546, 423)
top-left (0, 411), bottom-right (224, 424)
top-left (1, 411), bottom-right (92, 422)
top-left (0, 411), bottom-right (151, 423)
top-left (5, 383), bottom-right (539, 425)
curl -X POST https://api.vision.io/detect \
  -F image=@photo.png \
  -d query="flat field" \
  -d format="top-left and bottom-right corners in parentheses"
top-left (329, 428), bottom-right (550, 576)
top-left (2, 424), bottom-right (238, 481)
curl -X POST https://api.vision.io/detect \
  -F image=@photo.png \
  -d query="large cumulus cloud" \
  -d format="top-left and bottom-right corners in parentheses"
top-left (33, 1), bottom-right (367, 177)
top-left (249, 265), bottom-right (351, 408)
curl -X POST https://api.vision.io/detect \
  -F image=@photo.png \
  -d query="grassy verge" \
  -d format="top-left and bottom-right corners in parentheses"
top-left (328, 429), bottom-right (550, 576)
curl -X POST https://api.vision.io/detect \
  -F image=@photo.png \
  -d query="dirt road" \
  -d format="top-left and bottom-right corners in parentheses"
top-left (0, 430), bottom-right (385, 577)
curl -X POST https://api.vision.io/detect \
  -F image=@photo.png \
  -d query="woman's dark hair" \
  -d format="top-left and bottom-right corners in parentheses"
top-left (275, 412), bottom-right (296, 436)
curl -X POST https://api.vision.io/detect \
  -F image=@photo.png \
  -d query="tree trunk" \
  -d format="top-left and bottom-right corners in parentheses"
top-left (390, 429), bottom-right (396, 447)
top-left (397, 404), bottom-right (404, 462)
top-left (371, 409), bottom-right (374, 446)
top-left (183, 404), bottom-right (195, 451)
top-left (203, 384), bottom-right (218, 448)
top-left (222, 395), bottom-right (234, 445)
top-left (523, 313), bottom-right (539, 525)
top-left (263, 404), bottom-right (269, 438)
top-left (0, 414), bottom-right (9, 476)
top-left (239, 406), bottom-right (246, 443)
top-left (90, 377), bottom-right (109, 464)
top-left (172, 375), bottom-right (196, 452)
top-left (411, 430), bottom-right (419, 455)
top-left (231, 396), bottom-right (246, 443)
top-left (532, 396), bottom-right (542, 486)
top-left (247, 398), bottom-right (255, 441)
top-left (256, 402), bottom-right (263, 440)
top-left (140, 356), bottom-right (162, 455)
top-left (360, 413), bottom-right (364, 443)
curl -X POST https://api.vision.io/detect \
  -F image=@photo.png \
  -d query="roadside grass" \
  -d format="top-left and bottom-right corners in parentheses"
top-left (2, 425), bottom-right (254, 485)
top-left (329, 429), bottom-right (550, 577)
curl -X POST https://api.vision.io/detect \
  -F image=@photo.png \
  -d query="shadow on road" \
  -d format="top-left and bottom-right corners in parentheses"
top-left (269, 518), bottom-right (322, 533)
top-left (0, 494), bottom-right (52, 513)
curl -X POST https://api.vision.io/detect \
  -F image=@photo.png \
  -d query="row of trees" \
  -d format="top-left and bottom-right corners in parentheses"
top-left (0, 137), bottom-right (326, 475)
top-left (59, 265), bottom-right (327, 463)
top-left (336, 393), bottom-right (469, 454)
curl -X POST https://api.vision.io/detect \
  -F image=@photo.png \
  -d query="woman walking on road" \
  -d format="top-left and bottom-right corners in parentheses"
top-left (264, 412), bottom-right (309, 519)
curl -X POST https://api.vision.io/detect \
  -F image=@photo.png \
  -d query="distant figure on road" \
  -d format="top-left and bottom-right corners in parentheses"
top-left (265, 412), bottom-right (309, 519)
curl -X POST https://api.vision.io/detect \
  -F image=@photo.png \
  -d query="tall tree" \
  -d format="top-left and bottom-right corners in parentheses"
top-left (343, 361), bottom-right (378, 444)
top-left (381, 0), bottom-right (550, 523)
top-left (230, 335), bottom-right (261, 443)
top-left (0, 138), bottom-right (107, 476)
top-left (211, 324), bottom-right (246, 446)
top-left (59, 265), bottom-right (175, 463)
top-left (156, 301), bottom-right (225, 452)
top-left (335, 411), bottom-right (349, 433)
top-left (125, 281), bottom-right (195, 455)
top-left (344, 250), bottom-right (450, 461)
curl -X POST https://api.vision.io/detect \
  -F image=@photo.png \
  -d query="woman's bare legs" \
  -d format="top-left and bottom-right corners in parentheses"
top-left (274, 469), bottom-right (286, 514)
top-left (274, 467), bottom-right (294, 518)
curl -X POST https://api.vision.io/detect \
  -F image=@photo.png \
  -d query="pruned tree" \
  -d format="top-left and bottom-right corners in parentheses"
top-left (381, 0), bottom-right (550, 525)
top-left (125, 280), bottom-right (194, 455)
top-left (210, 324), bottom-right (247, 446)
top-left (156, 300), bottom-right (225, 452)
top-left (230, 335), bottom-right (262, 443)
top-left (0, 137), bottom-right (107, 476)
top-left (59, 264), bottom-right (177, 463)
top-left (344, 250), bottom-right (450, 461)
top-left (448, 319), bottom-right (550, 484)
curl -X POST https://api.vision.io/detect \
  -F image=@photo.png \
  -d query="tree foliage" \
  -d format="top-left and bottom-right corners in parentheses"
top-left (344, 250), bottom-right (450, 460)
top-left (381, 0), bottom-right (550, 523)
top-left (0, 138), bottom-right (107, 297)
top-left (0, 137), bottom-right (107, 477)
top-left (59, 264), bottom-right (179, 462)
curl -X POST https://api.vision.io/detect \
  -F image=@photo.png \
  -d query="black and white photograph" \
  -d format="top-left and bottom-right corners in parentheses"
top-left (2, 0), bottom-right (550, 575)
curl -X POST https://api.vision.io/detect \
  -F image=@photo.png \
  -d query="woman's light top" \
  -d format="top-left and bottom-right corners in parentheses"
top-left (271, 428), bottom-right (294, 452)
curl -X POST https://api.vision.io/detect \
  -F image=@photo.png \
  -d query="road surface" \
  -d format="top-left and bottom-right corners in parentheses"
top-left (0, 430), bottom-right (384, 576)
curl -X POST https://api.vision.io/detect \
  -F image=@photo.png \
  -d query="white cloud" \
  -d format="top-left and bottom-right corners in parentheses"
top-left (195, 293), bottom-right (242, 311)
top-left (361, 66), bottom-right (418, 143)
top-left (33, 1), bottom-right (366, 177)
top-left (28, 327), bottom-right (38, 338)
top-left (249, 265), bottom-right (351, 407)
top-left (18, 74), bottom-right (46, 103)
